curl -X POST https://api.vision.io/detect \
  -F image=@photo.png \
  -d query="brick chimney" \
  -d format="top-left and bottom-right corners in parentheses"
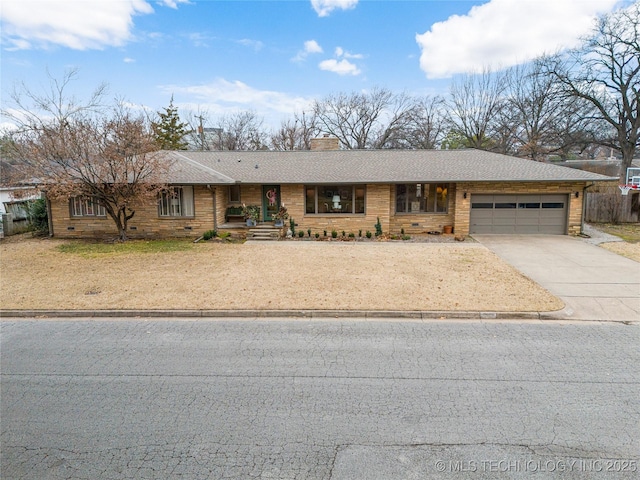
top-left (310, 134), bottom-right (340, 151)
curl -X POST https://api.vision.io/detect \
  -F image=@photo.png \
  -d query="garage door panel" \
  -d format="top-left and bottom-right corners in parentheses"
top-left (492, 225), bottom-right (517, 234)
top-left (471, 225), bottom-right (495, 234)
top-left (513, 225), bottom-right (540, 234)
top-left (539, 214), bottom-right (566, 225)
top-left (494, 219), bottom-right (518, 226)
top-left (470, 194), bottom-right (567, 235)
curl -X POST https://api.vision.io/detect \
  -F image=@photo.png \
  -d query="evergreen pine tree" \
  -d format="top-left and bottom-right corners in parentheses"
top-left (151, 96), bottom-right (191, 150)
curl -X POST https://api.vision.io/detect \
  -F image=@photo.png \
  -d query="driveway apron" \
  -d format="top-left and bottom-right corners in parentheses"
top-left (474, 235), bottom-right (639, 322)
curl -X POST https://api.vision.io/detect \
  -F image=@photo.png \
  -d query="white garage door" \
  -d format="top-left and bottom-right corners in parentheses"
top-left (470, 194), bottom-right (568, 234)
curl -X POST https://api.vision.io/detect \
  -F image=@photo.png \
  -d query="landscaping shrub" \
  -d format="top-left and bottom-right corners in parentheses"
top-left (375, 217), bottom-right (383, 237)
top-left (27, 198), bottom-right (49, 236)
top-left (202, 230), bottom-right (217, 240)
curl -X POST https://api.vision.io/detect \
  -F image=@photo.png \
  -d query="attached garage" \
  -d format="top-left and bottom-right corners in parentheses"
top-left (470, 194), bottom-right (568, 234)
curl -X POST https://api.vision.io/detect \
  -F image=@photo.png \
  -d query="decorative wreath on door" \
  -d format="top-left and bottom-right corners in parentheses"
top-left (266, 189), bottom-right (277, 206)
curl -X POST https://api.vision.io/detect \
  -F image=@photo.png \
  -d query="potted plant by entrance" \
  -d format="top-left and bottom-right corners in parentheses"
top-left (272, 204), bottom-right (289, 227)
top-left (242, 204), bottom-right (261, 227)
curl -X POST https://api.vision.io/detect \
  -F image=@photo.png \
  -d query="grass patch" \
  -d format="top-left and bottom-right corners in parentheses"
top-left (593, 223), bottom-right (640, 243)
top-left (56, 239), bottom-right (195, 257)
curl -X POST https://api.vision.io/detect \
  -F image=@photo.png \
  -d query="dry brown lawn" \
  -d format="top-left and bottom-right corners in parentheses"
top-left (0, 237), bottom-right (564, 312)
top-left (599, 242), bottom-right (640, 262)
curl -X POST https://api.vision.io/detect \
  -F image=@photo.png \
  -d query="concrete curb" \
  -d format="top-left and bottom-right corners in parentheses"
top-left (0, 309), bottom-right (567, 320)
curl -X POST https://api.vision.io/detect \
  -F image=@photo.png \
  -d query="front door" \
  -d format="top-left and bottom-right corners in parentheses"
top-left (262, 185), bottom-right (281, 221)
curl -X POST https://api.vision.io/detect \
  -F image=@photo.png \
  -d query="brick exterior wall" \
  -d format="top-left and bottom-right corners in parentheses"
top-left (51, 181), bottom-right (589, 239)
top-left (310, 136), bottom-right (340, 151)
top-left (50, 186), bottom-right (216, 239)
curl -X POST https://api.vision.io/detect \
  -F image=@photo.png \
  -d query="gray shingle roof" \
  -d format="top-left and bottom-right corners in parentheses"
top-left (164, 149), bottom-right (617, 184)
top-left (161, 151), bottom-right (235, 184)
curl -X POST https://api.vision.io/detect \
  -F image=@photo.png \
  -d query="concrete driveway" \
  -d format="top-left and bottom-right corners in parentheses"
top-left (474, 235), bottom-right (639, 322)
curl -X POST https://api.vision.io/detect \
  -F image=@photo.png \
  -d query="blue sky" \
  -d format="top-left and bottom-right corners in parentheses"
top-left (0, 0), bottom-right (626, 129)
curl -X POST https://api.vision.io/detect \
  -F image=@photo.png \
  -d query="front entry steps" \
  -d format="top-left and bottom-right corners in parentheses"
top-left (248, 224), bottom-right (282, 241)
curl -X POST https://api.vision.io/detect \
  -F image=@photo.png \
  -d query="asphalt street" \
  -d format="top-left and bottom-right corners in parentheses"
top-left (1, 318), bottom-right (639, 479)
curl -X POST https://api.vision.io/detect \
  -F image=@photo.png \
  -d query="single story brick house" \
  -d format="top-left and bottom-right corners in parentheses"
top-left (48, 139), bottom-right (617, 239)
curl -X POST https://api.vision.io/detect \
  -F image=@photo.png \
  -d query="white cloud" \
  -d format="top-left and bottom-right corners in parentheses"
top-left (160, 0), bottom-right (190, 9)
top-left (160, 78), bottom-right (315, 126)
top-left (305, 40), bottom-right (324, 54)
top-left (0, 0), bottom-right (186, 50)
top-left (317, 46), bottom-right (363, 75)
top-left (292, 39), bottom-right (323, 62)
top-left (319, 59), bottom-right (361, 76)
top-left (123, 57), bottom-right (136, 63)
top-left (311, 0), bottom-right (358, 17)
top-left (335, 46), bottom-right (363, 59)
top-left (415, 0), bottom-right (620, 79)
top-left (187, 32), bottom-right (214, 48)
top-left (237, 38), bottom-right (264, 51)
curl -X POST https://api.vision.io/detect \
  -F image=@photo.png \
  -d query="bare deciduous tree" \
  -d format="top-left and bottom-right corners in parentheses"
top-left (505, 62), bottom-right (598, 161)
top-left (2, 70), bottom-right (170, 241)
top-left (312, 87), bottom-right (416, 149)
top-left (447, 68), bottom-right (508, 152)
top-left (546, 3), bottom-right (640, 182)
top-left (219, 111), bottom-right (268, 151)
top-left (183, 108), bottom-right (223, 151)
top-left (402, 95), bottom-right (446, 149)
top-left (270, 112), bottom-right (319, 151)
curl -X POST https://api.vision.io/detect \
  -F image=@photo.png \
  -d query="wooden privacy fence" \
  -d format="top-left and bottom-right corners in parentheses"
top-left (584, 188), bottom-right (640, 223)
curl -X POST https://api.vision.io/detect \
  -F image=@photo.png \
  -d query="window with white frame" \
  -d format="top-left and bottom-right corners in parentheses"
top-left (395, 183), bottom-right (449, 213)
top-left (70, 196), bottom-right (106, 217)
top-left (158, 186), bottom-right (194, 217)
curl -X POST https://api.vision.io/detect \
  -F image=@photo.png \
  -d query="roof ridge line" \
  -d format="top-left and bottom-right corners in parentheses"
top-left (171, 151), bottom-right (236, 183)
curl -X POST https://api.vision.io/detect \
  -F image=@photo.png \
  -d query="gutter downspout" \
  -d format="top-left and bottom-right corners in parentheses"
top-left (45, 192), bottom-right (54, 238)
top-left (207, 185), bottom-right (217, 231)
top-left (581, 182), bottom-right (595, 235)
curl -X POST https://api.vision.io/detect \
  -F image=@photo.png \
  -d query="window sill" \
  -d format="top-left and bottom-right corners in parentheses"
top-left (394, 212), bottom-right (449, 216)
top-left (305, 213), bottom-right (366, 216)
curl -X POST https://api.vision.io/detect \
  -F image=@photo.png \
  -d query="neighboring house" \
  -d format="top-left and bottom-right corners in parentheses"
top-left (0, 186), bottom-right (35, 216)
top-left (0, 186), bottom-right (40, 236)
top-left (558, 159), bottom-right (640, 223)
top-left (0, 159), bottom-right (42, 236)
top-left (47, 138), bottom-right (618, 239)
